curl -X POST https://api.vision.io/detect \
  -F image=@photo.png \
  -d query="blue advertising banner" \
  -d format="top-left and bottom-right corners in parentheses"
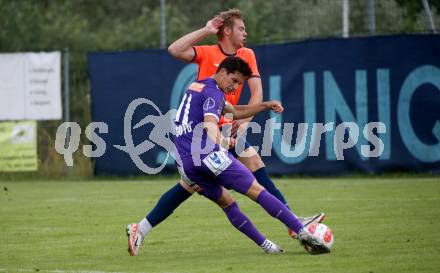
top-left (88, 34), bottom-right (440, 175)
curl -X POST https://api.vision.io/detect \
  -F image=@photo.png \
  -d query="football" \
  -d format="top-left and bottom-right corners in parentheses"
top-left (303, 223), bottom-right (334, 254)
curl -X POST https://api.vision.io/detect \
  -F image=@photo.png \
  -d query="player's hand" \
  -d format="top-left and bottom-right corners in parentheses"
top-left (231, 119), bottom-right (249, 138)
top-left (227, 137), bottom-right (237, 149)
top-left (205, 16), bottom-right (224, 34)
top-left (221, 137), bottom-right (236, 150)
top-left (265, 101), bottom-right (284, 113)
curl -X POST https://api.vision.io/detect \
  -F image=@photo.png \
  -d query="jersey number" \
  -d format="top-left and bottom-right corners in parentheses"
top-left (175, 93), bottom-right (192, 124)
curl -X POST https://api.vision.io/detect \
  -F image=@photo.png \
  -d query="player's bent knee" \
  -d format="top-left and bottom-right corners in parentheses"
top-left (215, 188), bottom-right (235, 208)
top-left (179, 180), bottom-right (196, 194)
top-left (238, 151), bottom-right (265, 172)
top-left (245, 180), bottom-right (265, 201)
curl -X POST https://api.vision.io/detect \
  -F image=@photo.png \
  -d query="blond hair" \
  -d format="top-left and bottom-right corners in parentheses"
top-left (217, 9), bottom-right (244, 40)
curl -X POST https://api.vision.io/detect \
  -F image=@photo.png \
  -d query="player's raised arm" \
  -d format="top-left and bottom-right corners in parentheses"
top-left (231, 50), bottom-right (263, 137)
top-left (223, 101), bottom-right (283, 120)
top-left (168, 16), bottom-right (224, 62)
top-left (247, 77), bottom-right (263, 105)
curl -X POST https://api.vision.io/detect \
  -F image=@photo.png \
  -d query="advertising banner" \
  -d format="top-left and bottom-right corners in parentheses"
top-left (88, 35), bottom-right (440, 175)
top-left (0, 52), bottom-right (62, 120)
top-left (0, 121), bottom-right (37, 172)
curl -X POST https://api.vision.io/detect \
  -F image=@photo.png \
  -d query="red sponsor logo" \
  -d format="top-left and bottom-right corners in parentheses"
top-left (188, 82), bottom-right (205, 92)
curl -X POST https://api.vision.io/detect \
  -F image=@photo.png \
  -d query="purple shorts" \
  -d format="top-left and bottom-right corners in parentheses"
top-left (178, 152), bottom-right (255, 201)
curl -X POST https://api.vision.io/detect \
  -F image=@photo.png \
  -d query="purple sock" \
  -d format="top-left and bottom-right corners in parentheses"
top-left (223, 202), bottom-right (266, 246)
top-left (256, 190), bottom-right (304, 233)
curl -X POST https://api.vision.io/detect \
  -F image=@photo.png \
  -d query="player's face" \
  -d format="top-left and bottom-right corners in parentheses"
top-left (217, 69), bottom-right (246, 93)
top-left (229, 19), bottom-right (247, 48)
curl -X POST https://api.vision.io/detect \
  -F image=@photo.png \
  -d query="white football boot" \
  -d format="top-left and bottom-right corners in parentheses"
top-left (127, 223), bottom-right (144, 256)
top-left (260, 239), bottom-right (284, 254)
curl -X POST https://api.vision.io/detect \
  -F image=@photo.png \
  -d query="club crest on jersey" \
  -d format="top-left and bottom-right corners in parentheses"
top-left (203, 97), bottom-right (216, 110)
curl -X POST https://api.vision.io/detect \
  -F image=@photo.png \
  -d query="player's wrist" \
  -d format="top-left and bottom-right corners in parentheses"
top-left (220, 137), bottom-right (229, 150)
top-left (203, 26), bottom-right (215, 35)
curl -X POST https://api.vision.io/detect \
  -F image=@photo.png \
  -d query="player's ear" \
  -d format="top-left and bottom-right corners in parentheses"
top-left (223, 26), bottom-right (232, 36)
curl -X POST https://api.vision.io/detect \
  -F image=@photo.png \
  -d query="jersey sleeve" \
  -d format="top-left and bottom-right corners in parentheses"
top-left (202, 89), bottom-right (225, 122)
top-left (193, 45), bottom-right (207, 64)
top-left (246, 49), bottom-right (260, 78)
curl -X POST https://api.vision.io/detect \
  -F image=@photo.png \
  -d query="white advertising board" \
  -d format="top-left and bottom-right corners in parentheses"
top-left (0, 52), bottom-right (62, 120)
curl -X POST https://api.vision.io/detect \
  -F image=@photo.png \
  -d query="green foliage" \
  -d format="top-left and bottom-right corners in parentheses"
top-left (1, 177), bottom-right (440, 272)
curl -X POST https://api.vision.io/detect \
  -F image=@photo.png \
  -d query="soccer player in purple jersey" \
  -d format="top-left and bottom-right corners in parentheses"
top-left (128, 9), bottom-right (324, 250)
top-left (127, 56), bottom-right (330, 256)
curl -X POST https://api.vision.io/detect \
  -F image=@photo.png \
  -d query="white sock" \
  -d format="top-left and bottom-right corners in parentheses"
top-left (138, 218), bottom-right (153, 237)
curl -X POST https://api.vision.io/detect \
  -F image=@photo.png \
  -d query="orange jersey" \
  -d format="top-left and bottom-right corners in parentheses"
top-left (193, 44), bottom-right (260, 106)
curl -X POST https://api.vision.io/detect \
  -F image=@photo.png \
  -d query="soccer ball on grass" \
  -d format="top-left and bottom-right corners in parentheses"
top-left (303, 223), bottom-right (334, 254)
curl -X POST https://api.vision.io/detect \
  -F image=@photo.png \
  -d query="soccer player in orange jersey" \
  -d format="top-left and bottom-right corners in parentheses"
top-left (126, 9), bottom-right (325, 255)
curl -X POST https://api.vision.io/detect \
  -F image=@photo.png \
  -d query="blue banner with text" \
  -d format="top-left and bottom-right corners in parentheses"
top-left (88, 34), bottom-right (440, 175)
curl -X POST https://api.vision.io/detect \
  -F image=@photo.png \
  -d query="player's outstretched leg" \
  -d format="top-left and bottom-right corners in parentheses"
top-left (235, 147), bottom-right (290, 205)
top-left (237, 148), bottom-right (325, 238)
top-left (213, 154), bottom-right (328, 253)
top-left (145, 182), bottom-right (194, 228)
top-left (253, 166), bottom-right (325, 238)
top-left (253, 167), bottom-right (325, 227)
top-left (255, 190), bottom-right (304, 234)
top-left (126, 182), bottom-right (193, 256)
top-left (253, 188), bottom-right (330, 253)
top-left (211, 187), bottom-right (283, 254)
top-left (223, 202), bottom-right (283, 254)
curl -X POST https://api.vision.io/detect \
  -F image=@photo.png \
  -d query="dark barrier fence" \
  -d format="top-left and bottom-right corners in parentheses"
top-left (88, 34), bottom-right (440, 175)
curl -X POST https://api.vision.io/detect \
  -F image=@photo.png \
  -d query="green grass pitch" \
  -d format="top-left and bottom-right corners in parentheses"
top-left (1, 176), bottom-right (439, 273)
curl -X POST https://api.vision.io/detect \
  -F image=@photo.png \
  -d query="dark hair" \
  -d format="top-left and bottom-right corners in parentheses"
top-left (216, 56), bottom-right (252, 78)
top-left (216, 9), bottom-right (243, 40)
